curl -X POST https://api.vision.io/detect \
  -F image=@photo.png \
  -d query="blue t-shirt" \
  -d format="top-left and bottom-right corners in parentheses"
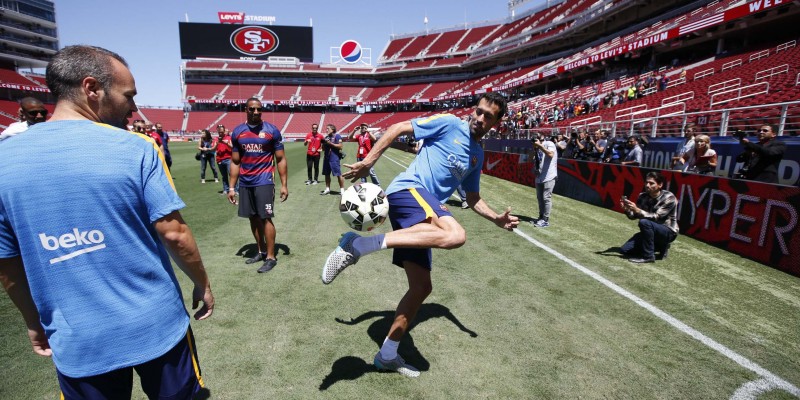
top-left (386, 114), bottom-right (483, 203)
top-left (231, 122), bottom-right (284, 187)
top-left (0, 120), bottom-right (189, 378)
top-left (322, 133), bottom-right (342, 162)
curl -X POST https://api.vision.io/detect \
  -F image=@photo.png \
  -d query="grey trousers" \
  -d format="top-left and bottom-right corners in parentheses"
top-left (536, 178), bottom-right (556, 221)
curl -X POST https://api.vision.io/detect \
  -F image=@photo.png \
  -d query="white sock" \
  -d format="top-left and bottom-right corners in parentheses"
top-left (379, 337), bottom-right (399, 360)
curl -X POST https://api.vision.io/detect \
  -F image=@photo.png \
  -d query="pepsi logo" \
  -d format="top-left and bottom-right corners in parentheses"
top-left (340, 40), bottom-right (362, 63)
top-left (230, 26), bottom-right (279, 56)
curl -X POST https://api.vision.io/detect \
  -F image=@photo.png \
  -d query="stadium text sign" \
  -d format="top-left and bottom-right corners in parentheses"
top-left (480, 151), bottom-right (800, 275)
top-left (218, 12), bottom-right (275, 24)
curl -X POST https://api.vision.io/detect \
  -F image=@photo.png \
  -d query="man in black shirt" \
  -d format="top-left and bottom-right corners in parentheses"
top-left (736, 124), bottom-right (786, 184)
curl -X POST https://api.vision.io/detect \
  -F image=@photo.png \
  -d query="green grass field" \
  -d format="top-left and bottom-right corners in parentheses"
top-left (1, 140), bottom-right (799, 399)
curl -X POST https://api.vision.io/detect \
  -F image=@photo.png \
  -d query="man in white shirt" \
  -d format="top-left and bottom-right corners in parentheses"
top-left (531, 133), bottom-right (558, 227)
top-left (0, 97), bottom-right (48, 141)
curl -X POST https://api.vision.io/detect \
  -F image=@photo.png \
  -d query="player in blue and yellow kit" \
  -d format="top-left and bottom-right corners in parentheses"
top-left (322, 92), bottom-right (519, 377)
top-left (228, 98), bottom-right (289, 273)
top-left (0, 45), bottom-right (214, 399)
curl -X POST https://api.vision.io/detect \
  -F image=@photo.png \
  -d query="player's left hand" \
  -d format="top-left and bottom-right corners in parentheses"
top-left (192, 285), bottom-right (214, 321)
top-left (343, 161), bottom-right (370, 182)
top-left (28, 325), bottom-right (51, 357)
top-left (496, 207), bottom-right (519, 231)
top-left (279, 186), bottom-right (288, 202)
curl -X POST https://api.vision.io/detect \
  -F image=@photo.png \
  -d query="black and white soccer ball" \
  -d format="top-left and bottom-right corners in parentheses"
top-left (339, 183), bottom-right (389, 231)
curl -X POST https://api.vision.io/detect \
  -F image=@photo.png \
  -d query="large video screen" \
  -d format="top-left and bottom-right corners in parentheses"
top-left (179, 22), bottom-right (312, 61)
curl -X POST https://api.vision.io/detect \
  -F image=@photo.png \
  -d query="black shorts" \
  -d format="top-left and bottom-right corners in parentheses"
top-left (238, 185), bottom-right (275, 219)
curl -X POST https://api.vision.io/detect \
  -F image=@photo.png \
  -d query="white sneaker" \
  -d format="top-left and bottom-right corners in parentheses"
top-left (305, 180), bottom-right (311, 185)
top-left (321, 232), bottom-right (360, 284)
top-left (320, 188), bottom-right (331, 195)
top-left (201, 179), bottom-right (206, 183)
top-left (312, 180), bottom-right (319, 185)
top-left (373, 352), bottom-right (420, 378)
top-left (214, 178), bottom-right (219, 183)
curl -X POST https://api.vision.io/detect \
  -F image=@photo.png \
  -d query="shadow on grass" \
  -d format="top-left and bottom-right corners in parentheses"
top-left (319, 303), bottom-right (477, 390)
top-left (514, 214), bottom-right (538, 224)
top-left (235, 243), bottom-right (291, 259)
top-left (595, 246), bottom-right (626, 258)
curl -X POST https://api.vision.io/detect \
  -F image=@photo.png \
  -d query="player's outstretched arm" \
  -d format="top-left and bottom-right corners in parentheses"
top-left (343, 120), bottom-right (413, 181)
top-left (466, 192), bottom-right (519, 231)
top-left (0, 256), bottom-right (52, 356)
top-left (154, 211), bottom-right (214, 321)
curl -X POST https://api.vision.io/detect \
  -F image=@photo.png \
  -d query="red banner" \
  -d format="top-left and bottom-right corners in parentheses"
top-left (482, 151), bottom-right (800, 276)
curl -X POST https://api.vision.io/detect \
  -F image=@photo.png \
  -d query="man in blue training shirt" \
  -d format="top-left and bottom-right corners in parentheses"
top-left (0, 45), bottom-right (214, 399)
top-left (321, 92), bottom-right (519, 377)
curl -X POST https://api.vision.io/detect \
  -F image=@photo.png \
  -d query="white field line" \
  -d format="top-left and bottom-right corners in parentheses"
top-left (512, 228), bottom-right (800, 398)
top-left (384, 149), bottom-right (800, 398)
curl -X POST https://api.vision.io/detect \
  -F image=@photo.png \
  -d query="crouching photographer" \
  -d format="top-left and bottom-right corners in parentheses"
top-left (618, 172), bottom-right (678, 263)
top-left (734, 124), bottom-right (785, 184)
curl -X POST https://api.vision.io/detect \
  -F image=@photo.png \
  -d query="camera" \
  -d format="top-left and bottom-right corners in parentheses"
top-left (732, 129), bottom-right (747, 140)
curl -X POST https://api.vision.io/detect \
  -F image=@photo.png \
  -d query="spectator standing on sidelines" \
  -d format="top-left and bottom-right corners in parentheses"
top-left (197, 130), bottom-right (219, 184)
top-left (155, 122), bottom-right (172, 170)
top-left (320, 123), bottom-right (346, 196)
top-left (132, 119), bottom-right (165, 154)
top-left (620, 136), bottom-right (643, 166)
top-left (349, 123), bottom-right (381, 185)
top-left (619, 171), bottom-right (679, 263)
top-left (0, 97), bottom-right (48, 141)
top-left (228, 98), bottom-right (288, 273)
top-left (672, 123), bottom-right (697, 171)
top-left (321, 93), bottom-right (519, 377)
top-left (531, 133), bottom-right (558, 227)
top-left (304, 123), bottom-right (322, 185)
top-left (679, 134), bottom-right (717, 175)
top-left (736, 124), bottom-right (786, 184)
top-left (216, 125), bottom-right (237, 195)
top-left (0, 45), bottom-right (214, 399)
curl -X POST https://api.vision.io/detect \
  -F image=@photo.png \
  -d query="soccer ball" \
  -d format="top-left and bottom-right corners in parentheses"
top-left (340, 183), bottom-right (389, 231)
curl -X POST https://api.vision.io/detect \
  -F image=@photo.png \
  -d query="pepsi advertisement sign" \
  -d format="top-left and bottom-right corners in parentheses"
top-left (339, 40), bottom-right (362, 63)
top-left (179, 22), bottom-right (312, 61)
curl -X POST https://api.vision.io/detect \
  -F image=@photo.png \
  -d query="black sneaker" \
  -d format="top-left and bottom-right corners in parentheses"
top-left (245, 253), bottom-right (266, 264)
top-left (257, 258), bottom-right (277, 273)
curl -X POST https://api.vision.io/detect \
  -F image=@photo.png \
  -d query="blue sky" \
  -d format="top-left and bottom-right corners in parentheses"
top-left (52, 0), bottom-right (531, 107)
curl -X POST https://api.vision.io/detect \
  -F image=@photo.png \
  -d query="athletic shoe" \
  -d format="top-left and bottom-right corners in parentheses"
top-left (305, 180), bottom-right (311, 185)
top-left (320, 188), bottom-right (331, 195)
top-left (201, 179), bottom-right (206, 184)
top-left (312, 180), bottom-right (319, 185)
top-left (321, 232), bottom-right (360, 284)
top-left (628, 257), bottom-right (655, 263)
top-left (461, 201), bottom-right (469, 209)
top-left (257, 258), bottom-right (277, 273)
top-left (373, 352), bottom-right (420, 378)
top-left (214, 178), bottom-right (219, 183)
top-left (245, 253), bottom-right (266, 264)
top-left (534, 219), bottom-right (549, 228)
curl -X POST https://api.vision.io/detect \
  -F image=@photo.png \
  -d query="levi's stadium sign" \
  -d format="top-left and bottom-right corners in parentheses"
top-left (179, 22), bottom-right (312, 61)
top-left (218, 11), bottom-right (275, 24)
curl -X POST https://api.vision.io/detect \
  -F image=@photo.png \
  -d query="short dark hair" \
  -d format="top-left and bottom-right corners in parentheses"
top-left (762, 124), bottom-right (778, 134)
top-left (477, 92), bottom-right (508, 120)
top-left (327, 123), bottom-right (337, 133)
top-left (46, 45), bottom-right (128, 101)
top-left (646, 171), bottom-right (665, 186)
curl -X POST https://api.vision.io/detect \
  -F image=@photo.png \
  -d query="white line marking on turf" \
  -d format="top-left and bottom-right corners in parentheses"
top-left (512, 228), bottom-right (800, 398)
top-left (384, 150), bottom-right (800, 398)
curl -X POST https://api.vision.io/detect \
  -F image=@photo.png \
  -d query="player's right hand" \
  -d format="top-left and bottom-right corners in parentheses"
top-left (192, 285), bottom-right (214, 320)
top-left (343, 161), bottom-right (370, 182)
top-left (28, 325), bottom-right (51, 357)
top-left (227, 190), bottom-right (237, 205)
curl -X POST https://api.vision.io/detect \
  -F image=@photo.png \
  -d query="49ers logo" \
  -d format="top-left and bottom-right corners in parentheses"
top-left (230, 26), bottom-right (279, 56)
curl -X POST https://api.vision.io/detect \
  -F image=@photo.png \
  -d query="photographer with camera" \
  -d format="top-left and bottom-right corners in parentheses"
top-left (602, 132), bottom-right (625, 164)
top-left (735, 124), bottom-right (786, 184)
top-left (587, 129), bottom-right (607, 161)
top-left (530, 133), bottom-right (558, 227)
top-left (619, 171), bottom-right (678, 263)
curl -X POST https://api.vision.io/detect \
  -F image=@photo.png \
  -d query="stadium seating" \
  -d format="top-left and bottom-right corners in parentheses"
top-left (425, 29), bottom-right (468, 57)
top-left (320, 113), bottom-right (360, 134)
top-left (0, 68), bottom-right (45, 87)
top-left (138, 108), bottom-right (185, 132)
top-left (224, 84), bottom-right (264, 101)
top-left (186, 84), bottom-right (226, 100)
top-left (283, 112), bottom-right (323, 137)
top-left (261, 85), bottom-right (300, 102)
top-left (299, 86), bottom-right (335, 101)
top-left (333, 86), bottom-right (365, 102)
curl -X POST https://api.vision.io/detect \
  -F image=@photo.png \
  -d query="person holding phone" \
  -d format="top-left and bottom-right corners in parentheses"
top-left (618, 171), bottom-right (679, 263)
top-left (678, 134), bottom-right (716, 175)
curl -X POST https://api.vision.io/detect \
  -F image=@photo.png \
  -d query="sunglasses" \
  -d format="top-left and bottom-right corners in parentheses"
top-left (759, 129), bottom-right (770, 132)
top-left (27, 109), bottom-right (47, 117)
top-left (247, 107), bottom-right (263, 112)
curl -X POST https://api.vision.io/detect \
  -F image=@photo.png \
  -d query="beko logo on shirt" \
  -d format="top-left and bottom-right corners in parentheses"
top-left (39, 228), bottom-right (107, 264)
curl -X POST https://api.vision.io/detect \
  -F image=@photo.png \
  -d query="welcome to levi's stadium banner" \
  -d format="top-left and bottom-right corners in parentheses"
top-left (482, 151), bottom-right (800, 276)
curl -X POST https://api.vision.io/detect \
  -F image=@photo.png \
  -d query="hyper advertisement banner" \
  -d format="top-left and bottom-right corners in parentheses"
top-left (481, 151), bottom-right (800, 275)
